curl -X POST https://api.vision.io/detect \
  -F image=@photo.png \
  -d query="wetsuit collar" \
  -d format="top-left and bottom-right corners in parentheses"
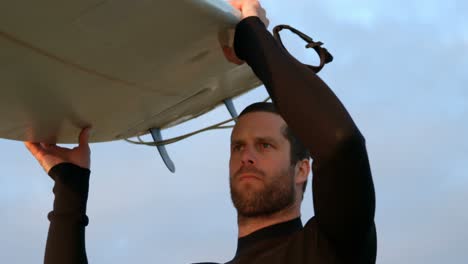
top-left (235, 217), bottom-right (303, 257)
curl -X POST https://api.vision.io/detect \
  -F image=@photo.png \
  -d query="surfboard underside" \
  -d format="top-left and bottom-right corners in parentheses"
top-left (0, 0), bottom-right (261, 143)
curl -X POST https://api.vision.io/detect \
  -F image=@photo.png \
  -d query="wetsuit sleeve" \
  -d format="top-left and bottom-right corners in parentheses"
top-left (234, 17), bottom-right (376, 261)
top-left (45, 163), bottom-right (90, 264)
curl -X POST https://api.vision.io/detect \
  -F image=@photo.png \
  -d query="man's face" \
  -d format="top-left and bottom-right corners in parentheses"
top-left (229, 111), bottom-right (297, 217)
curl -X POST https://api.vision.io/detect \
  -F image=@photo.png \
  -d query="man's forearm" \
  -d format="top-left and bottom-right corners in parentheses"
top-left (45, 163), bottom-right (90, 264)
top-left (234, 17), bottom-right (359, 160)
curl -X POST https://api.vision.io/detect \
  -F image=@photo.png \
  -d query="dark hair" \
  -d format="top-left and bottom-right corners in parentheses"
top-left (238, 102), bottom-right (310, 194)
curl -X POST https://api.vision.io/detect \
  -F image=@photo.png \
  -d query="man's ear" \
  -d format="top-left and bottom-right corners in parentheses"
top-left (295, 159), bottom-right (310, 185)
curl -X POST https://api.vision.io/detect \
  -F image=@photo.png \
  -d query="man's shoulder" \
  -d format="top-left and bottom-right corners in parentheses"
top-left (302, 216), bottom-right (318, 232)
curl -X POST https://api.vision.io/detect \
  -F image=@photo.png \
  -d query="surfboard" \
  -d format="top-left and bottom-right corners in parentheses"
top-left (0, 0), bottom-right (261, 144)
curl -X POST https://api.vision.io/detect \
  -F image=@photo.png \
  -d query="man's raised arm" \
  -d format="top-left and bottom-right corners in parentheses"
top-left (230, 4), bottom-right (376, 261)
top-left (25, 128), bottom-right (91, 264)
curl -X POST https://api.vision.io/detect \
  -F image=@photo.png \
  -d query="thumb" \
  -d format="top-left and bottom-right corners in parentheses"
top-left (78, 127), bottom-right (91, 147)
top-left (229, 0), bottom-right (243, 10)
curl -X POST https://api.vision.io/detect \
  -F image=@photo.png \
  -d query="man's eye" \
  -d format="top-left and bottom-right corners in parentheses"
top-left (261, 143), bottom-right (272, 149)
top-left (232, 145), bottom-right (242, 151)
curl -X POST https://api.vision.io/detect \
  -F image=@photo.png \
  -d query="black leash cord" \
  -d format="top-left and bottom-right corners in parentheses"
top-left (273, 24), bottom-right (333, 73)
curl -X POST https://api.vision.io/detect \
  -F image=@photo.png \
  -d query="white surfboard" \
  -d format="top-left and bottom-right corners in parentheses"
top-left (0, 0), bottom-right (261, 144)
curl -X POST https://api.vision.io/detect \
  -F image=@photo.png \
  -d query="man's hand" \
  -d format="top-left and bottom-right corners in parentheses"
top-left (230, 0), bottom-right (269, 24)
top-left (222, 0), bottom-right (270, 65)
top-left (25, 128), bottom-right (91, 173)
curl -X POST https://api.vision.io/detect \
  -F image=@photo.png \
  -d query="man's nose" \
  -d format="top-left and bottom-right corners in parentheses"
top-left (240, 146), bottom-right (256, 165)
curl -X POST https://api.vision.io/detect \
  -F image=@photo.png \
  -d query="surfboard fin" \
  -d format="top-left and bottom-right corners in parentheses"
top-left (223, 98), bottom-right (238, 122)
top-left (149, 128), bottom-right (176, 173)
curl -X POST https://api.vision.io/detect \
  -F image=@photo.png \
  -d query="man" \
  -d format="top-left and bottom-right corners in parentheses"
top-left (26, 0), bottom-right (376, 263)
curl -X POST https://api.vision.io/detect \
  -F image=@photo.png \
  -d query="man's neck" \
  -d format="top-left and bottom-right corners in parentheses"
top-left (237, 203), bottom-right (300, 238)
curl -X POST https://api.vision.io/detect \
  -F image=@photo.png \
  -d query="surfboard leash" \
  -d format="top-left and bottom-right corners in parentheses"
top-left (273, 24), bottom-right (333, 74)
top-left (124, 97), bottom-right (271, 146)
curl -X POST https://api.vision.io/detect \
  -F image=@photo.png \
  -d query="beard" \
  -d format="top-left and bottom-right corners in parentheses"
top-left (229, 165), bottom-right (296, 218)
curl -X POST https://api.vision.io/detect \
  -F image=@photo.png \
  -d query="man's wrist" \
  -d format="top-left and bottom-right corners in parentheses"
top-left (234, 16), bottom-right (267, 61)
top-left (49, 163), bottom-right (90, 216)
top-left (48, 162), bottom-right (90, 180)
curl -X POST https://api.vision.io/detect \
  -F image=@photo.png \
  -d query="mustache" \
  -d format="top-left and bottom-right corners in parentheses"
top-left (234, 166), bottom-right (265, 179)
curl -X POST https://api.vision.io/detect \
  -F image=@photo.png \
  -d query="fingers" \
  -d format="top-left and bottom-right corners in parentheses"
top-left (229, 0), bottom-right (242, 10)
top-left (25, 142), bottom-right (55, 173)
top-left (222, 46), bottom-right (245, 65)
top-left (24, 142), bottom-right (46, 158)
top-left (229, 0), bottom-right (269, 27)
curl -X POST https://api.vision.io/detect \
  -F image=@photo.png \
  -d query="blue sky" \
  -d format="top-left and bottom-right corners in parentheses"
top-left (1, 0), bottom-right (467, 263)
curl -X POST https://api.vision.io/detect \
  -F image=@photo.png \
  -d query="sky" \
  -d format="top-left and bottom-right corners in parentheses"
top-left (1, 0), bottom-right (467, 263)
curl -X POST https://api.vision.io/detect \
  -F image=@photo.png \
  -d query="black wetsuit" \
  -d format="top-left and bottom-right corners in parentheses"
top-left (44, 17), bottom-right (376, 264)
